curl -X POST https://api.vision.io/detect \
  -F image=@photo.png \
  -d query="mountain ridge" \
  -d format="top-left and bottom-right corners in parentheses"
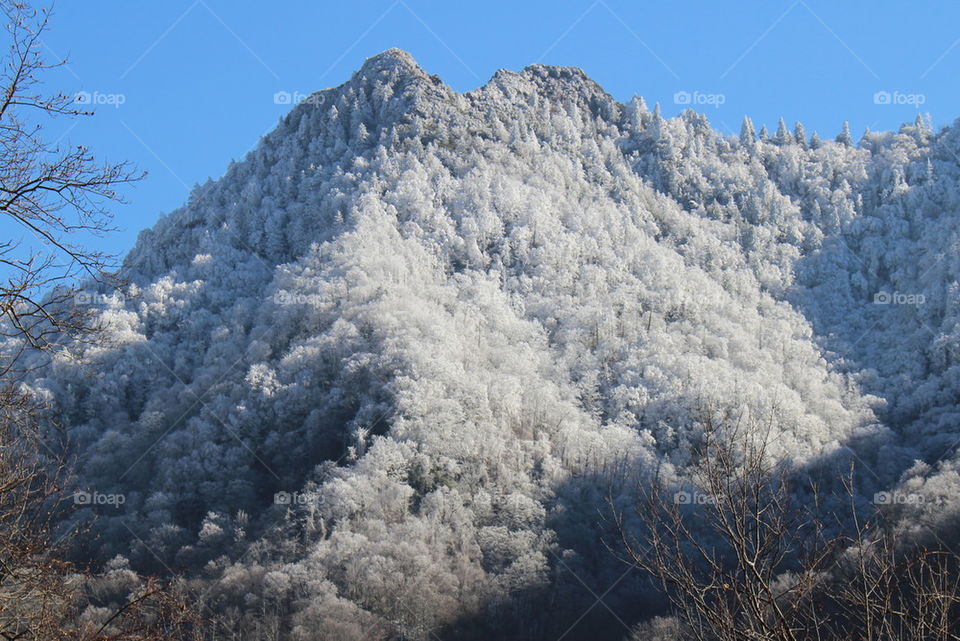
top-left (37, 49), bottom-right (960, 640)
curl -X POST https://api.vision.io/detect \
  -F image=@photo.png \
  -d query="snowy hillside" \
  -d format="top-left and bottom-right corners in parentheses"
top-left (33, 49), bottom-right (960, 639)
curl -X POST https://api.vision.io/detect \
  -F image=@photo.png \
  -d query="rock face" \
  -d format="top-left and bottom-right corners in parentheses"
top-left (39, 50), bottom-right (960, 639)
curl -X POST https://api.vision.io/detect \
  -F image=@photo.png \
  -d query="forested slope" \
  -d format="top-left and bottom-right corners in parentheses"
top-left (29, 49), bottom-right (960, 639)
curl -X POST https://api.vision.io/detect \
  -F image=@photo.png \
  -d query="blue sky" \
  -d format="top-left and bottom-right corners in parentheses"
top-left (33, 0), bottom-right (960, 259)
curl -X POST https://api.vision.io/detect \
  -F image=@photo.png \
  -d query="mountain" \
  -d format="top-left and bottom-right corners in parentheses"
top-left (30, 49), bottom-right (960, 639)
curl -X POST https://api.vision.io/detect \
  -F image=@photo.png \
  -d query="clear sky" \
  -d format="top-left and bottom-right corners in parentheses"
top-left (32, 0), bottom-right (960, 259)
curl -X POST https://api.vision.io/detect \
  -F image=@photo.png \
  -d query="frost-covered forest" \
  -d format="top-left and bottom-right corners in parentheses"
top-left (26, 49), bottom-right (960, 639)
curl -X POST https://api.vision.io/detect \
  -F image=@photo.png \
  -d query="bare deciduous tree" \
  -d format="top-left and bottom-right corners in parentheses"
top-left (617, 412), bottom-right (960, 641)
top-left (0, 0), bottom-right (140, 370)
top-left (0, 3), bottom-right (208, 639)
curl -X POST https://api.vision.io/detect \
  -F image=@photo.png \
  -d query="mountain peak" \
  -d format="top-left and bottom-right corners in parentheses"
top-left (480, 62), bottom-right (613, 114)
top-left (357, 48), bottom-right (426, 78)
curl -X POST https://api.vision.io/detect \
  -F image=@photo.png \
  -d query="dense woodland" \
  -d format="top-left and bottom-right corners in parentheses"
top-left (14, 47), bottom-right (960, 639)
